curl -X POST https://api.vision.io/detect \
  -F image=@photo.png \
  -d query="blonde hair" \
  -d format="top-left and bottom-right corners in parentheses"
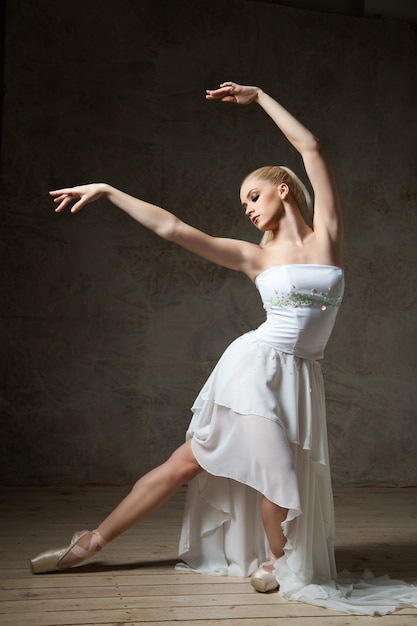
top-left (242, 166), bottom-right (313, 247)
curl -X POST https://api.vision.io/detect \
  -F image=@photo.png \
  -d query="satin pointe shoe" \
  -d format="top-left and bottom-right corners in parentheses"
top-left (251, 551), bottom-right (279, 593)
top-left (251, 565), bottom-right (279, 592)
top-left (30, 529), bottom-right (107, 574)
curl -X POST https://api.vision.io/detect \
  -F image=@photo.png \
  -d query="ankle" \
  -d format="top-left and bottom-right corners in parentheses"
top-left (268, 550), bottom-right (279, 563)
top-left (93, 529), bottom-right (108, 549)
top-left (261, 551), bottom-right (279, 573)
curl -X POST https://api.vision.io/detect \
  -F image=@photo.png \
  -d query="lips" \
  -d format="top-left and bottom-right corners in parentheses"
top-left (252, 216), bottom-right (260, 225)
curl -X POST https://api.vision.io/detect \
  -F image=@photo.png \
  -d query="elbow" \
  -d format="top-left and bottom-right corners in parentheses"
top-left (158, 216), bottom-right (182, 242)
top-left (302, 134), bottom-right (321, 155)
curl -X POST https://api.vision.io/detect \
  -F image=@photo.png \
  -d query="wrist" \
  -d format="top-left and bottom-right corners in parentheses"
top-left (255, 88), bottom-right (266, 104)
top-left (99, 183), bottom-right (112, 198)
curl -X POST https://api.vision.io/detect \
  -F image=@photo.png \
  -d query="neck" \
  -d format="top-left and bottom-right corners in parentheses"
top-left (270, 205), bottom-right (311, 245)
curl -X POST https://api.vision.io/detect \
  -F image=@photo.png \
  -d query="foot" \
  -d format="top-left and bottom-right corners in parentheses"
top-left (250, 551), bottom-right (279, 593)
top-left (30, 529), bottom-right (107, 574)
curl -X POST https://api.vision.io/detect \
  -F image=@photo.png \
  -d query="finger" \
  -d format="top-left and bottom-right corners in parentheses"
top-left (54, 197), bottom-right (73, 213)
top-left (207, 84), bottom-right (233, 94)
top-left (206, 87), bottom-right (235, 100)
top-left (52, 194), bottom-right (71, 203)
top-left (206, 92), bottom-right (225, 100)
top-left (70, 199), bottom-right (86, 213)
top-left (206, 95), bottom-right (236, 103)
top-left (49, 188), bottom-right (77, 197)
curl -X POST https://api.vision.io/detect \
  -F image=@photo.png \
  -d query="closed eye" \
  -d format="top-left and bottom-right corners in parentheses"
top-left (241, 189), bottom-right (260, 212)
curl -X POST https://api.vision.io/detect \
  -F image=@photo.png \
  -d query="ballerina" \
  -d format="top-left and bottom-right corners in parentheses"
top-left (30, 82), bottom-right (417, 616)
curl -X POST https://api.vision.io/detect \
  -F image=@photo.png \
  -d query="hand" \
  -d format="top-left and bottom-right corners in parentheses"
top-left (206, 81), bottom-right (261, 105)
top-left (49, 183), bottom-right (107, 213)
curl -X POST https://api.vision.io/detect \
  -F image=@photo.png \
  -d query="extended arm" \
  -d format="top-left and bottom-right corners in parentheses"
top-left (257, 90), bottom-right (343, 242)
top-left (52, 184), bottom-right (181, 239)
top-left (50, 184), bottom-right (260, 277)
top-left (207, 83), bottom-right (343, 254)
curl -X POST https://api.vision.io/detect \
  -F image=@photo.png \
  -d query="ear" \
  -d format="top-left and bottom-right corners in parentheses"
top-left (277, 182), bottom-right (289, 199)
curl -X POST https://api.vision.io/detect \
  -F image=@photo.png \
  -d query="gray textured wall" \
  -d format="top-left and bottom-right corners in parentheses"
top-left (1, 0), bottom-right (416, 486)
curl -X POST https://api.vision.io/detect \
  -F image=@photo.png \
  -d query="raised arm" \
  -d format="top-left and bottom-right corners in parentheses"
top-left (206, 82), bottom-right (343, 256)
top-left (50, 184), bottom-right (261, 277)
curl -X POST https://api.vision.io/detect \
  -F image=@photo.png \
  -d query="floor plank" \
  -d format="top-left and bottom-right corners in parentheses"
top-left (1, 486), bottom-right (416, 625)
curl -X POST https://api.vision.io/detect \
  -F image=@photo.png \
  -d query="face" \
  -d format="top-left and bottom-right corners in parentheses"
top-left (240, 178), bottom-right (284, 231)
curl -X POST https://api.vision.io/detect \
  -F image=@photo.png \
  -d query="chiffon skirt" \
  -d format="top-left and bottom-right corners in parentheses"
top-left (176, 332), bottom-right (417, 616)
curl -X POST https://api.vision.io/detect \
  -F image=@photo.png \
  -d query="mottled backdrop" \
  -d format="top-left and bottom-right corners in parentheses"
top-left (1, 0), bottom-right (416, 486)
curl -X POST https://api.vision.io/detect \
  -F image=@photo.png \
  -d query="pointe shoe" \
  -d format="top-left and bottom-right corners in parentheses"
top-left (30, 530), bottom-right (107, 574)
top-left (251, 551), bottom-right (279, 593)
top-left (251, 565), bottom-right (279, 592)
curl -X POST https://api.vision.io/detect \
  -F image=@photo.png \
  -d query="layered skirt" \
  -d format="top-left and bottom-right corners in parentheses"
top-left (176, 332), bottom-right (417, 616)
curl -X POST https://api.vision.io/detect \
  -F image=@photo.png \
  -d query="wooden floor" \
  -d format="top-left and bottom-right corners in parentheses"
top-left (1, 486), bottom-right (417, 626)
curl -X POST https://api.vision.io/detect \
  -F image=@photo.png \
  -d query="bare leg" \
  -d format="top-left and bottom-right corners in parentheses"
top-left (58, 440), bottom-right (202, 568)
top-left (250, 496), bottom-right (288, 592)
top-left (261, 495), bottom-right (288, 561)
top-left (98, 439), bottom-right (202, 539)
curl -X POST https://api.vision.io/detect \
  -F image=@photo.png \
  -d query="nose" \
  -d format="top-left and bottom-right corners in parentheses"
top-left (245, 204), bottom-right (254, 217)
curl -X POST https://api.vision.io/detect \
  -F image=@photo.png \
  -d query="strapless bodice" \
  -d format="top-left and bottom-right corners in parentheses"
top-left (254, 265), bottom-right (344, 359)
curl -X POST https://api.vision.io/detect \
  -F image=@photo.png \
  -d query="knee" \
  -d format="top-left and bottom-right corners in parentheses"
top-left (175, 464), bottom-right (200, 485)
top-left (170, 458), bottom-right (202, 485)
top-left (167, 446), bottom-right (202, 485)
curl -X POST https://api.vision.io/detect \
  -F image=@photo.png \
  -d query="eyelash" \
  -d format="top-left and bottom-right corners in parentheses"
top-left (242, 193), bottom-right (260, 212)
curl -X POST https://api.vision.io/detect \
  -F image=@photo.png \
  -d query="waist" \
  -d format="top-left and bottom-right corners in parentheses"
top-left (253, 309), bottom-right (339, 360)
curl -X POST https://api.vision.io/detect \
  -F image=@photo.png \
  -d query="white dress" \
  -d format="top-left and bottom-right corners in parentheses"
top-left (176, 264), bottom-right (417, 616)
